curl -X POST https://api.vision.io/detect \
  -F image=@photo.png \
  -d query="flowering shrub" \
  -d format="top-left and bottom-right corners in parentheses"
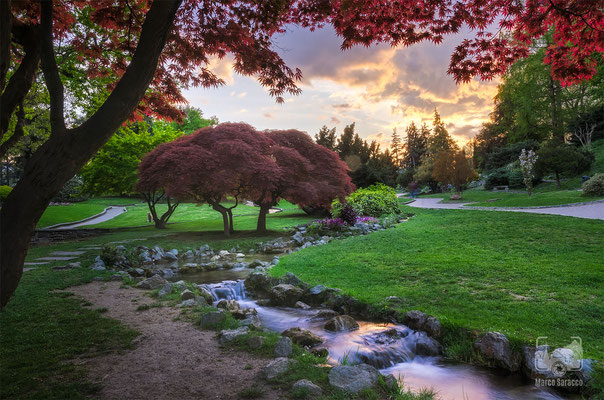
top-left (356, 216), bottom-right (377, 224)
top-left (339, 204), bottom-right (358, 226)
top-left (519, 149), bottom-right (538, 195)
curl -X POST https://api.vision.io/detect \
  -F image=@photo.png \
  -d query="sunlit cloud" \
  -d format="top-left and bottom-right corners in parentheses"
top-left (184, 25), bottom-right (499, 147)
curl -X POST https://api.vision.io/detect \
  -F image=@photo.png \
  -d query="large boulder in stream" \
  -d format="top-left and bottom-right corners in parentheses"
top-left (414, 332), bottom-right (442, 356)
top-left (474, 331), bottom-right (521, 371)
top-left (216, 299), bottom-right (240, 313)
top-left (269, 284), bottom-right (303, 307)
top-left (403, 310), bottom-right (428, 331)
top-left (324, 315), bottom-right (359, 332)
top-left (328, 364), bottom-right (380, 393)
top-left (244, 272), bottom-right (276, 297)
top-left (282, 327), bottom-right (323, 347)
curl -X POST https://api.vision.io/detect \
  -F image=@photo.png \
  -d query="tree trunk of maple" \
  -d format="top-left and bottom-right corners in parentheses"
top-left (227, 209), bottom-right (234, 234)
top-left (0, 0), bottom-right (182, 309)
top-left (256, 203), bottom-right (271, 232)
top-left (209, 202), bottom-right (230, 237)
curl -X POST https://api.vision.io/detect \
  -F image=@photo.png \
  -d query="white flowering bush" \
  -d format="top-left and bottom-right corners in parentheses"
top-left (519, 149), bottom-right (538, 196)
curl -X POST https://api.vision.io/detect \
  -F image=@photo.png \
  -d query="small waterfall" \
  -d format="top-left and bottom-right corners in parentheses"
top-left (341, 327), bottom-right (416, 369)
top-left (201, 280), bottom-right (247, 302)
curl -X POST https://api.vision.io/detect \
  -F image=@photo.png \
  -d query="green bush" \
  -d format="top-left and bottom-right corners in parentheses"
top-left (0, 185), bottom-right (12, 201)
top-left (508, 169), bottom-right (524, 189)
top-left (484, 168), bottom-right (509, 190)
top-left (53, 175), bottom-right (88, 202)
top-left (332, 183), bottom-right (400, 218)
top-left (583, 173), bottom-right (604, 196)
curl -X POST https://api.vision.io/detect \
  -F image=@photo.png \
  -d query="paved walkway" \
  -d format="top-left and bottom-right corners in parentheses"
top-left (407, 198), bottom-right (604, 220)
top-left (46, 206), bottom-right (127, 230)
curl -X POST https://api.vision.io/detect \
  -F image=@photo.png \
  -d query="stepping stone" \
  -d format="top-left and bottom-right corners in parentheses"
top-left (23, 268), bottom-right (36, 272)
top-left (51, 251), bottom-right (86, 256)
top-left (52, 265), bottom-right (72, 270)
top-left (24, 262), bottom-right (49, 266)
top-left (79, 246), bottom-right (102, 250)
top-left (36, 256), bottom-right (78, 261)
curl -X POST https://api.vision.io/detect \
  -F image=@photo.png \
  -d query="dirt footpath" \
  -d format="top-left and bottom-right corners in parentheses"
top-left (71, 281), bottom-right (282, 400)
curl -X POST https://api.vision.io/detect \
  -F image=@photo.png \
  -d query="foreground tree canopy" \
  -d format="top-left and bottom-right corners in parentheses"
top-left (1, 0), bottom-right (602, 307)
top-left (137, 123), bottom-right (353, 235)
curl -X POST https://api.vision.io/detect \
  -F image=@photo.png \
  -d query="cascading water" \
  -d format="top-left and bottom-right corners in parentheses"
top-left (173, 268), bottom-right (572, 400)
top-left (201, 280), bottom-right (247, 302)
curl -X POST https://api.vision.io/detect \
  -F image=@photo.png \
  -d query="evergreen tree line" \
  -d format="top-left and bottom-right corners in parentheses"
top-left (314, 123), bottom-right (399, 187)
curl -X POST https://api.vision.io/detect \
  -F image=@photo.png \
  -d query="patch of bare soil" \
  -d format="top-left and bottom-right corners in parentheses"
top-left (71, 281), bottom-right (282, 400)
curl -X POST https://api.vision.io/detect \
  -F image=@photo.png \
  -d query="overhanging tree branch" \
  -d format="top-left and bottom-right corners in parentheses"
top-left (39, 0), bottom-right (66, 134)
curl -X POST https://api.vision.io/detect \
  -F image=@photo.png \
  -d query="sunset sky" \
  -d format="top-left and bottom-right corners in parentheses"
top-left (184, 25), bottom-right (500, 150)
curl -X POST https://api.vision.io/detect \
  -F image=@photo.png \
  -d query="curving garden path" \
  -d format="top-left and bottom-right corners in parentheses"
top-left (44, 206), bottom-right (128, 230)
top-left (406, 197), bottom-right (604, 220)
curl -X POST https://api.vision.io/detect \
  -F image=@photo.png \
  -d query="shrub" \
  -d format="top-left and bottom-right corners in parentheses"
top-left (396, 168), bottom-right (415, 189)
top-left (0, 185), bottom-right (12, 203)
top-left (339, 204), bottom-right (358, 226)
top-left (53, 175), bottom-right (89, 202)
top-left (332, 183), bottom-right (399, 218)
top-left (583, 173), bottom-right (604, 196)
top-left (508, 169), bottom-right (524, 189)
top-left (484, 168), bottom-right (509, 190)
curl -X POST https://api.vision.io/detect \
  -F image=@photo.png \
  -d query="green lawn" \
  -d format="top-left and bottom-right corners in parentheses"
top-left (271, 205), bottom-right (604, 362)
top-left (424, 181), bottom-right (604, 207)
top-left (89, 199), bottom-right (300, 229)
top-left (37, 197), bottom-right (143, 228)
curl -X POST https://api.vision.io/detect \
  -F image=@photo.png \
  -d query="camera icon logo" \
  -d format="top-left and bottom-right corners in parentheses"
top-left (535, 337), bottom-right (583, 377)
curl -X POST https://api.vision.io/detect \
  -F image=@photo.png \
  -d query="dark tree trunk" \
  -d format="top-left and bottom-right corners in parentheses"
top-left (555, 171), bottom-right (561, 189)
top-left (209, 202), bottom-right (230, 237)
top-left (256, 203), bottom-right (271, 232)
top-left (227, 209), bottom-right (234, 234)
top-left (0, 0), bottom-right (183, 309)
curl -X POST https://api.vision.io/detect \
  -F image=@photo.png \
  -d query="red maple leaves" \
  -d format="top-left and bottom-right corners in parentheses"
top-left (8, 0), bottom-right (604, 121)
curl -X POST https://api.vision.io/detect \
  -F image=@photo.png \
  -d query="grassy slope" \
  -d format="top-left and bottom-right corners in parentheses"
top-left (271, 205), bottom-right (604, 360)
top-left (591, 138), bottom-right (604, 175)
top-left (37, 198), bottom-right (143, 228)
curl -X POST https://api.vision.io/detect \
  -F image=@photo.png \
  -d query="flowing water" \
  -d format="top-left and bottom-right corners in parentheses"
top-left (179, 269), bottom-right (574, 400)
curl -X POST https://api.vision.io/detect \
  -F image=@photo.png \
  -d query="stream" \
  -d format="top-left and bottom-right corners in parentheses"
top-left (169, 266), bottom-right (574, 400)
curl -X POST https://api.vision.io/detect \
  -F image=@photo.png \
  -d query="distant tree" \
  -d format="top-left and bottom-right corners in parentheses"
top-left (254, 129), bottom-right (354, 232)
top-left (390, 128), bottom-right (402, 167)
top-left (536, 141), bottom-right (592, 188)
top-left (336, 123), bottom-right (357, 159)
top-left (315, 125), bottom-right (337, 151)
top-left (172, 107), bottom-right (218, 135)
top-left (402, 122), bottom-right (428, 168)
top-left (432, 149), bottom-right (477, 196)
top-left (82, 120), bottom-right (182, 196)
top-left (428, 109), bottom-right (458, 157)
